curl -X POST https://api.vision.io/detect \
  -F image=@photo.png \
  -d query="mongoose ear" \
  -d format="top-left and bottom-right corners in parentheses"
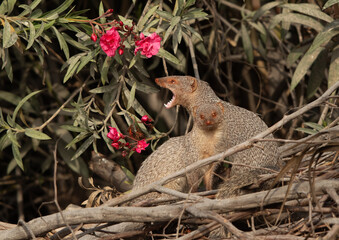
top-left (217, 102), bottom-right (224, 113)
top-left (188, 76), bottom-right (198, 92)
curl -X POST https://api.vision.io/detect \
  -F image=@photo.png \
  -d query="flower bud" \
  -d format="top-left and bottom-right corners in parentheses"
top-left (141, 115), bottom-right (152, 123)
top-left (90, 33), bottom-right (97, 42)
top-left (121, 150), bottom-right (127, 157)
top-left (108, 9), bottom-right (114, 13)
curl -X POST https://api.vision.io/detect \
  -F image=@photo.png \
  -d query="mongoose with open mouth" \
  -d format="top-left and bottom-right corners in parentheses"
top-left (155, 76), bottom-right (280, 198)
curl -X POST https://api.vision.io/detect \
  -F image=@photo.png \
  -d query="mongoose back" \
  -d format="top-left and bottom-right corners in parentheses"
top-left (131, 102), bottom-right (225, 203)
top-left (155, 76), bottom-right (280, 198)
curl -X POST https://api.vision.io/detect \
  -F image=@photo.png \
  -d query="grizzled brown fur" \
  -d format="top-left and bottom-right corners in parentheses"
top-left (156, 75), bottom-right (280, 238)
top-left (155, 76), bottom-right (280, 197)
top-left (132, 102), bottom-right (225, 203)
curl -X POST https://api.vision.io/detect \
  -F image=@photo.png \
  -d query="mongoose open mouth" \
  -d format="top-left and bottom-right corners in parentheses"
top-left (164, 93), bottom-right (176, 108)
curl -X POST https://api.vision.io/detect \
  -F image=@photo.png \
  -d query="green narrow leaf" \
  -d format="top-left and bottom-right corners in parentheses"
top-left (181, 8), bottom-right (208, 21)
top-left (63, 54), bottom-right (82, 83)
top-left (26, 21), bottom-right (36, 50)
top-left (185, 0), bottom-right (196, 8)
top-left (98, 1), bottom-right (104, 16)
top-left (129, 55), bottom-right (138, 69)
top-left (173, 26), bottom-right (179, 54)
top-left (252, 1), bottom-right (283, 21)
top-left (137, 4), bottom-right (159, 30)
top-left (76, 48), bottom-right (100, 74)
top-left (127, 82), bottom-right (137, 110)
top-left (182, 23), bottom-right (203, 41)
top-left (286, 44), bottom-right (310, 67)
top-left (44, 0), bottom-right (73, 18)
top-left (12, 90), bottom-right (42, 123)
top-left (3, 19), bottom-right (18, 48)
top-left (296, 127), bottom-right (318, 135)
top-left (35, 22), bottom-right (45, 39)
top-left (100, 56), bottom-right (113, 84)
top-left (122, 87), bottom-right (152, 118)
top-left (12, 143), bottom-right (24, 170)
top-left (291, 47), bottom-right (323, 90)
top-left (58, 140), bottom-right (89, 177)
top-left (60, 125), bottom-right (87, 132)
top-left (25, 128), bottom-right (51, 140)
top-left (0, 0), bottom-right (16, 15)
top-left (157, 48), bottom-right (180, 65)
top-left (143, 19), bottom-right (160, 32)
top-left (3, 49), bottom-right (13, 81)
top-left (7, 129), bottom-right (20, 147)
top-left (307, 50), bottom-right (327, 98)
top-left (99, 1), bottom-right (106, 24)
top-left (0, 134), bottom-right (11, 151)
top-left (52, 26), bottom-right (69, 59)
top-left (63, 33), bottom-right (90, 51)
top-left (323, 0), bottom-right (339, 10)
top-left (282, 3), bottom-right (333, 23)
top-left (328, 45), bottom-right (339, 89)
top-left (241, 22), bottom-right (253, 64)
top-left (66, 132), bottom-right (90, 149)
top-left (0, 91), bottom-right (21, 106)
top-left (163, 16), bottom-right (181, 43)
top-left (19, 0), bottom-right (42, 16)
top-left (304, 122), bottom-right (324, 131)
top-left (0, 109), bottom-right (9, 129)
top-left (89, 83), bottom-right (119, 94)
top-left (248, 22), bottom-right (266, 36)
top-left (71, 135), bottom-right (94, 160)
top-left (156, 10), bottom-right (173, 20)
top-left (270, 13), bottom-right (324, 32)
top-left (291, 27), bottom-right (339, 90)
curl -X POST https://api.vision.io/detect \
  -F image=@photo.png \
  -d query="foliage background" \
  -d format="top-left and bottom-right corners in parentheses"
top-left (0, 0), bottom-right (338, 224)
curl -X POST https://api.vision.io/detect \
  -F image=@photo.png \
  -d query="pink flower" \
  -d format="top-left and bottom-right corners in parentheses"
top-left (100, 27), bottom-right (121, 57)
top-left (141, 115), bottom-right (152, 123)
top-left (134, 139), bottom-right (149, 153)
top-left (134, 33), bottom-right (161, 58)
top-left (107, 127), bottom-right (121, 142)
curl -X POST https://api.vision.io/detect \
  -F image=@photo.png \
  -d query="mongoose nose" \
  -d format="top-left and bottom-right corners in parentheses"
top-left (155, 78), bottom-right (159, 84)
top-left (205, 120), bottom-right (212, 125)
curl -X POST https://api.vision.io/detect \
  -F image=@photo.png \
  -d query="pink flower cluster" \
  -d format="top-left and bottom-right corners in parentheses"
top-left (99, 28), bottom-right (161, 58)
top-left (89, 9), bottom-right (161, 58)
top-left (134, 33), bottom-right (161, 58)
top-left (106, 115), bottom-right (153, 156)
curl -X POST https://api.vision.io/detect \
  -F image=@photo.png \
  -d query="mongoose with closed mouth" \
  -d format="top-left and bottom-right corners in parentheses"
top-left (131, 102), bottom-right (225, 203)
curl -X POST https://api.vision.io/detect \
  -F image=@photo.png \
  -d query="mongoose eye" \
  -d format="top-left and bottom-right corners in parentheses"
top-left (200, 114), bottom-right (205, 120)
top-left (169, 79), bottom-right (176, 84)
top-left (212, 112), bottom-right (217, 118)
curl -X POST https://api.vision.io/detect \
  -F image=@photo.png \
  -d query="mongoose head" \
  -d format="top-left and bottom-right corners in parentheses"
top-left (155, 76), bottom-right (198, 108)
top-left (193, 102), bottom-right (224, 131)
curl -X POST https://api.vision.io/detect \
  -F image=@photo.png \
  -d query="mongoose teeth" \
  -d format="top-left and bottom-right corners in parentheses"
top-left (164, 95), bottom-right (175, 108)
